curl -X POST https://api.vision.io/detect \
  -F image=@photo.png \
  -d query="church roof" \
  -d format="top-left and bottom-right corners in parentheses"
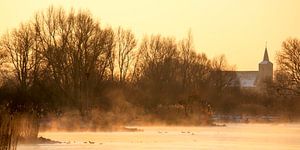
top-left (263, 47), bottom-right (269, 61)
top-left (259, 47), bottom-right (273, 65)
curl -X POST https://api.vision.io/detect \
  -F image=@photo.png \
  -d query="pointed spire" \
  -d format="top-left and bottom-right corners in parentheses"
top-left (263, 43), bottom-right (269, 61)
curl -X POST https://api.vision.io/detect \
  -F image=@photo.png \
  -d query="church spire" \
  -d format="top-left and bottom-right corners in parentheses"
top-left (263, 42), bottom-right (269, 61)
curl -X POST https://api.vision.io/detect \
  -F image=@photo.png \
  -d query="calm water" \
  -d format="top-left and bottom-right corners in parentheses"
top-left (18, 124), bottom-right (300, 150)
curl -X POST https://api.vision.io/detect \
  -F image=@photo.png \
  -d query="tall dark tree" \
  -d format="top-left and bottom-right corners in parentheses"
top-left (276, 38), bottom-right (300, 96)
top-left (34, 7), bottom-right (115, 113)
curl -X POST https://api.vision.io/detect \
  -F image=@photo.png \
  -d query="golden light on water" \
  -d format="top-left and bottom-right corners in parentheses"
top-left (17, 124), bottom-right (300, 150)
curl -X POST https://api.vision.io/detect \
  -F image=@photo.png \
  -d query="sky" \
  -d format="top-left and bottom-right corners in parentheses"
top-left (1, 0), bottom-right (300, 70)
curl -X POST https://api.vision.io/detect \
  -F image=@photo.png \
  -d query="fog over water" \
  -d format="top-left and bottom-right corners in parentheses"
top-left (18, 124), bottom-right (300, 150)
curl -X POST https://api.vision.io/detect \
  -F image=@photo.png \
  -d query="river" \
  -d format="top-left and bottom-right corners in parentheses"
top-left (18, 123), bottom-right (300, 150)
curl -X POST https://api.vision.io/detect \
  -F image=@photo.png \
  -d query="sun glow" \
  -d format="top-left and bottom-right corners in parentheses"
top-left (1, 0), bottom-right (300, 70)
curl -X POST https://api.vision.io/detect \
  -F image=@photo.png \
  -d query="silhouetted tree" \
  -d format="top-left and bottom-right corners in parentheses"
top-left (115, 27), bottom-right (136, 83)
top-left (0, 22), bottom-right (42, 150)
top-left (210, 55), bottom-right (236, 94)
top-left (276, 38), bottom-right (300, 96)
top-left (179, 31), bottom-right (194, 89)
top-left (34, 7), bottom-right (115, 114)
top-left (136, 35), bottom-right (180, 110)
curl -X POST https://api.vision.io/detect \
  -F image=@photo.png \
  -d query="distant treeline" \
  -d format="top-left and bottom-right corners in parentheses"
top-left (0, 6), bottom-right (300, 150)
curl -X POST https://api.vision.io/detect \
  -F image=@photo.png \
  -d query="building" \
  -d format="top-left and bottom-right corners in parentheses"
top-left (235, 47), bottom-right (273, 89)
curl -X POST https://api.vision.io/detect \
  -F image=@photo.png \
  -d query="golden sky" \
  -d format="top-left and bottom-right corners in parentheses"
top-left (1, 0), bottom-right (300, 70)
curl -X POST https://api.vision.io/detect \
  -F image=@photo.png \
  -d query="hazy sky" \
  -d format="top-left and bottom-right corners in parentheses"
top-left (1, 0), bottom-right (300, 70)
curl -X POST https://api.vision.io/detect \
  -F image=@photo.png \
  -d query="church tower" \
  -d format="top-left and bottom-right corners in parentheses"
top-left (258, 46), bottom-right (273, 84)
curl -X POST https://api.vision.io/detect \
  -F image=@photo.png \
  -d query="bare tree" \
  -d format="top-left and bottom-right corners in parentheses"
top-left (136, 35), bottom-right (180, 109)
top-left (139, 35), bottom-right (178, 84)
top-left (32, 7), bottom-right (116, 117)
top-left (178, 31), bottom-right (211, 91)
top-left (115, 27), bottom-right (136, 83)
top-left (107, 30), bottom-right (116, 81)
top-left (129, 48), bottom-right (142, 83)
top-left (179, 30), bottom-right (194, 89)
top-left (0, 40), bottom-right (8, 83)
top-left (187, 52), bottom-right (211, 90)
top-left (1, 23), bottom-right (41, 92)
top-left (210, 55), bottom-right (236, 94)
top-left (0, 20), bottom-right (44, 150)
top-left (276, 38), bottom-right (300, 95)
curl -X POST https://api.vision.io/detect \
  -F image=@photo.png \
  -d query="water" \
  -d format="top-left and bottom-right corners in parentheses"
top-left (18, 124), bottom-right (300, 150)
